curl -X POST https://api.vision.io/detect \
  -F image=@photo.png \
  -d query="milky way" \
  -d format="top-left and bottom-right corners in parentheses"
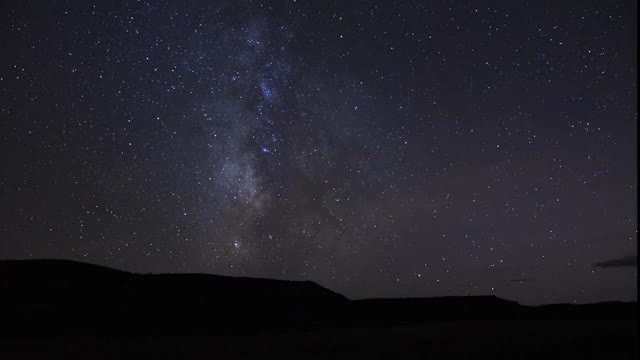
top-left (1, 0), bottom-right (637, 304)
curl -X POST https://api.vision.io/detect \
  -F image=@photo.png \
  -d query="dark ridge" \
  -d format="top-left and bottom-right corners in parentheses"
top-left (0, 258), bottom-right (347, 302)
top-left (0, 259), bottom-right (349, 335)
top-left (0, 258), bottom-right (129, 275)
top-left (0, 259), bottom-right (636, 337)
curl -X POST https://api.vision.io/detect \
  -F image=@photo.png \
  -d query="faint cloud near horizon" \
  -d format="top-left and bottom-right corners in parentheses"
top-left (593, 256), bottom-right (637, 268)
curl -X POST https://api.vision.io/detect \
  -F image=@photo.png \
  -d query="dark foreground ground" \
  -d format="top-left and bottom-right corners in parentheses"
top-left (2, 319), bottom-right (637, 359)
top-left (1, 259), bottom-right (636, 359)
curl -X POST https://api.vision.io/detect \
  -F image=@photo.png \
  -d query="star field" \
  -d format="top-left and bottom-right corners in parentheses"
top-left (0, 0), bottom-right (637, 304)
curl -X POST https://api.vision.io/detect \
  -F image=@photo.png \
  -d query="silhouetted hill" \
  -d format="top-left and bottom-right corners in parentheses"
top-left (0, 259), bottom-right (348, 335)
top-left (0, 259), bottom-right (637, 359)
top-left (0, 258), bottom-right (346, 304)
top-left (1, 259), bottom-right (635, 337)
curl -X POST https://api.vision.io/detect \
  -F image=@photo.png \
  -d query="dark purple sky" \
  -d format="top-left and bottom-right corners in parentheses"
top-left (1, 0), bottom-right (636, 304)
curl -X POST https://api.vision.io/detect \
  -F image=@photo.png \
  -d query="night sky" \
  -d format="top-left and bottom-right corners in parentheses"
top-left (1, 0), bottom-right (637, 305)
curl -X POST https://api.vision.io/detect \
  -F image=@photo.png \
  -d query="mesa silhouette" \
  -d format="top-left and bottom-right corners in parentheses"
top-left (0, 259), bottom-right (635, 336)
